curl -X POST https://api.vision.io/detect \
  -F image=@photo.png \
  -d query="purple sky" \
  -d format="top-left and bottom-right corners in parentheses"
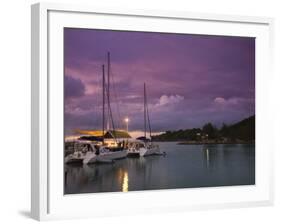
top-left (64, 28), bottom-right (255, 135)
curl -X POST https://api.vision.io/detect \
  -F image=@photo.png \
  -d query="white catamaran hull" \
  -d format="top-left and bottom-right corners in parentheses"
top-left (65, 151), bottom-right (92, 164)
top-left (83, 150), bottom-right (128, 164)
top-left (139, 147), bottom-right (160, 157)
top-left (127, 149), bottom-right (141, 157)
top-left (65, 156), bottom-right (84, 164)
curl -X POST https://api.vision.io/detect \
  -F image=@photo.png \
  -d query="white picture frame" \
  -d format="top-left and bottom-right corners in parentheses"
top-left (31, 2), bottom-right (274, 221)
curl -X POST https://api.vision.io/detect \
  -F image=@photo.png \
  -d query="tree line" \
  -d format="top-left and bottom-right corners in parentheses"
top-left (152, 115), bottom-right (255, 142)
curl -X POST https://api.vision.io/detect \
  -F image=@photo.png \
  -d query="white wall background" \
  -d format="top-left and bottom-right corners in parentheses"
top-left (0, 0), bottom-right (279, 223)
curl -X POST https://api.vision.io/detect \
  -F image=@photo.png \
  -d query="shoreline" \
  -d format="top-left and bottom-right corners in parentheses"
top-left (151, 140), bottom-right (255, 145)
top-left (177, 141), bottom-right (255, 145)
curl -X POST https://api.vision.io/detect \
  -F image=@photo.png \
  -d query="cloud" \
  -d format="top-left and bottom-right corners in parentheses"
top-left (156, 95), bottom-right (184, 107)
top-left (214, 97), bottom-right (247, 106)
top-left (65, 75), bottom-right (85, 98)
top-left (214, 97), bottom-right (227, 104)
top-left (213, 97), bottom-right (255, 117)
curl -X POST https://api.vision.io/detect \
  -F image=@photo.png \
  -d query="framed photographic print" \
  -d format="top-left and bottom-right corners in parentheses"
top-left (31, 2), bottom-right (274, 221)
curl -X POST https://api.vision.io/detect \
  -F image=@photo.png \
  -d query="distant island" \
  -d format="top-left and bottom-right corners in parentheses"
top-left (152, 115), bottom-right (255, 144)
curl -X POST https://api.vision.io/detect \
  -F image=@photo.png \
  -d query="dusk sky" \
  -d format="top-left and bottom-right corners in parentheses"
top-left (64, 28), bottom-right (255, 135)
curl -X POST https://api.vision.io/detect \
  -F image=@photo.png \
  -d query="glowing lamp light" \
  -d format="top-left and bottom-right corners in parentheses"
top-left (124, 117), bottom-right (129, 132)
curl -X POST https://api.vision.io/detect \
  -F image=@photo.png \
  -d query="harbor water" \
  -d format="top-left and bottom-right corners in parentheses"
top-left (64, 142), bottom-right (255, 194)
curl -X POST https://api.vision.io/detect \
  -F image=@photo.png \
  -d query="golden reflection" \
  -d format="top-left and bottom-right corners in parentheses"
top-left (122, 171), bottom-right (129, 192)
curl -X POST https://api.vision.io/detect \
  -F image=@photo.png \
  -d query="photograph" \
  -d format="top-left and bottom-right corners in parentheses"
top-left (63, 28), bottom-right (255, 194)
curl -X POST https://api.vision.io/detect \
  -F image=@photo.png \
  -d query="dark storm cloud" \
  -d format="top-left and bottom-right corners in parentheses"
top-left (64, 28), bottom-right (255, 134)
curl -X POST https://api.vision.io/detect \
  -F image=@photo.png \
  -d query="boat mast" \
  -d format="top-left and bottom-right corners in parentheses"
top-left (106, 52), bottom-right (117, 140)
top-left (102, 65), bottom-right (105, 144)
top-left (144, 83), bottom-right (147, 139)
top-left (107, 52), bottom-right (110, 131)
top-left (144, 83), bottom-right (152, 141)
top-left (146, 97), bottom-right (152, 140)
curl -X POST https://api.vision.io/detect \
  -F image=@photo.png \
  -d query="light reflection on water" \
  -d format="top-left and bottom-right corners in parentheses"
top-left (122, 171), bottom-right (129, 192)
top-left (65, 142), bottom-right (255, 194)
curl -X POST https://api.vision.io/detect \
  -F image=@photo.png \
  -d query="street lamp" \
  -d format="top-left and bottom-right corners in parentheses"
top-left (124, 117), bottom-right (129, 132)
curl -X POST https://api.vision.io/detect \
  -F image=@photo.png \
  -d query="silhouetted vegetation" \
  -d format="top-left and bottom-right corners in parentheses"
top-left (152, 115), bottom-right (255, 144)
top-left (152, 128), bottom-right (202, 141)
top-left (220, 115), bottom-right (255, 141)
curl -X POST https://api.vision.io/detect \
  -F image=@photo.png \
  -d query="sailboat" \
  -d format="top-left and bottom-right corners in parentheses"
top-left (83, 52), bottom-right (128, 164)
top-left (128, 83), bottom-right (161, 157)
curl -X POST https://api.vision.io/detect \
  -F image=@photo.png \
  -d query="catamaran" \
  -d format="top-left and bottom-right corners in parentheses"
top-left (83, 144), bottom-right (127, 164)
top-left (83, 52), bottom-right (128, 164)
top-left (64, 140), bottom-right (96, 164)
top-left (127, 139), bottom-right (146, 157)
top-left (128, 83), bottom-right (161, 157)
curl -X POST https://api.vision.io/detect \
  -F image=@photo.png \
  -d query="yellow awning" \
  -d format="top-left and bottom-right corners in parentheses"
top-left (75, 129), bottom-right (131, 138)
top-left (75, 129), bottom-right (104, 137)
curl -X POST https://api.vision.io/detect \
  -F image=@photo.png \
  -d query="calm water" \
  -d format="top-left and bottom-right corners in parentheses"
top-left (64, 142), bottom-right (255, 194)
